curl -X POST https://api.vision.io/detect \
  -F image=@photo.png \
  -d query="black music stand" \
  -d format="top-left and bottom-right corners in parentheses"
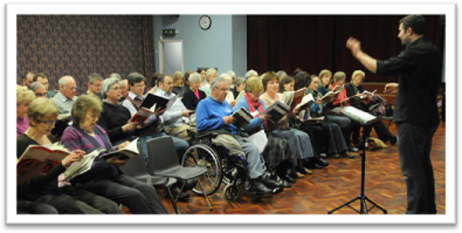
top-left (327, 106), bottom-right (387, 214)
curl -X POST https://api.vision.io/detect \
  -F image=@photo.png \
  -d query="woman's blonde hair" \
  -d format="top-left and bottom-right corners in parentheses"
top-left (318, 69), bottom-right (332, 86)
top-left (17, 85), bottom-right (35, 105)
top-left (245, 77), bottom-right (264, 94)
top-left (71, 95), bottom-right (102, 127)
top-left (27, 97), bottom-right (58, 126)
top-left (172, 71), bottom-right (184, 87)
top-left (351, 70), bottom-right (366, 83)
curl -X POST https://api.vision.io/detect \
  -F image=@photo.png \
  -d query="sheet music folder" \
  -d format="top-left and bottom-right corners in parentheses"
top-left (331, 106), bottom-right (379, 126)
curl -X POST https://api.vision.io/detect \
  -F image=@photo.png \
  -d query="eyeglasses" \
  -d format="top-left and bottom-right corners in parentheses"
top-left (88, 113), bottom-right (100, 119)
top-left (35, 92), bottom-right (47, 97)
top-left (219, 88), bottom-right (229, 92)
top-left (110, 86), bottom-right (120, 91)
top-left (67, 86), bottom-right (78, 90)
top-left (38, 120), bottom-right (56, 125)
top-left (134, 85), bottom-right (146, 89)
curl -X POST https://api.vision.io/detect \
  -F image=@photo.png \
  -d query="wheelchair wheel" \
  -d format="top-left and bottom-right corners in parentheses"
top-left (223, 184), bottom-right (239, 202)
top-left (181, 143), bottom-right (222, 196)
top-left (221, 156), bottom-right (246, 186)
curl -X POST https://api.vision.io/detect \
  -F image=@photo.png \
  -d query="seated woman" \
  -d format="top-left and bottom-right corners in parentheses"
top-left (303, 76), bottom-right (353, 159)
top-left (17, 97), bottom-right (122, 214)
top-left (259, 71), bottom-right (315, 176)
top-left (17, 85), bottom-right (35, 137)
top-left (344, 70), bottom-right (397, 145)
top-left (317, 69), bottom-right (333, 96)
top-left (234, 77), bottom-right (296, 186)
top-left (231, 76), bottom-right (246, 99)
top-left (287, 71), bottom-right (337, 164)
top-left (332, 71), bottom-right (396, 146)
top-left (181, 72), bottom-right (207, 110)
top-left (61, 95), bottom-right (168, 214)
top-left (172, 71), bottom-right (188, 98)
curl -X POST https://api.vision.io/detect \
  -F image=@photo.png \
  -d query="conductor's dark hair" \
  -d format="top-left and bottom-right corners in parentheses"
top-left (399, 15), bottom-right (427, 36)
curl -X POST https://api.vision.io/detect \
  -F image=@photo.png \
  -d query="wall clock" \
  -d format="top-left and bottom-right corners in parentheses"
top-left (199, 15), bottom-right (212, 30)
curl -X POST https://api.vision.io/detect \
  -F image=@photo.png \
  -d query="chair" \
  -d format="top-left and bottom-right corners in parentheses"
top-left (118, 142), bottom-right (180, 214)
top-left (146, 136), bottom-right (213, 211)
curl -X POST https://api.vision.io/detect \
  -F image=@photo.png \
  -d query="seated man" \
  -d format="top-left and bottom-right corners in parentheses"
top-left (154, 73), bottom-right (194, 143)
top-left (21, 71), bottom-right (34, 89)
top-left (196, 75), bottom-right (282, 195)
top-left (81, 73), bottom-right (103, 100)
top-left (121, 72), bottom-right (189, 163)
top-left (33, 72), bottom-right (55, 98)
top-left (51, 75), bottom-right (78, 116)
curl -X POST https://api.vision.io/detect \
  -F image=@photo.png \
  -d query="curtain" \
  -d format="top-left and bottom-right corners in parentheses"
top-left (17, 15), bottom-right (156, 94)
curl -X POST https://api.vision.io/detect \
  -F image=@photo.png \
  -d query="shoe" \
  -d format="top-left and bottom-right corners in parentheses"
top-left (296, 167), bottom-right (313, 175)
top-left (349, 145), bottom-right (359, 152)
top-left (249, 179), bottom-right (273, 195)
top-left (317, 158), bottom-right (330, 167)
top-left (340, 151), bottom-right (356, 159)
top-left (327, 153), bottom-right (340, 159)
top-left (183, 178), bottom-right (198, 191)
top-left (282, 174), bottom-right (296, 183)
top-left (166, 187), bottom-right (190, 202)
top-left (304, 160), bottom-right (323, 169)
top-left (261, 175), bottom-right (283, 189)
top-left (320, 153), bottom-right (327, 157)
top-left (281, 179), bottom-right (292, 188)
top-left (390, 136), bottom-right (397, 146)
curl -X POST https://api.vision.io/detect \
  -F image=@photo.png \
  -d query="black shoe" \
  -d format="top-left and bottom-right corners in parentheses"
top-left (261, 175), bottom-right (283, 189)
top-left (167, 187), bottom-right (190, 202)
top-left (349, 145), bottom-right (359, 152)
top-left (250, 179), bottom-right (273, 195)
top-left (390, 136), bottom-right (397, 146)
top-left (282, 174), bottom-right (296, 183)
top-left (282, 179), bottom-right (292, 188)
top-left (317, 158), bottom-right (329, 167)
top-left (183, 178), bottom-right (198, 191)
top-left (340, 151), bottom-right (356, 159)
top-left (327, 153), bottom-right (340, 159)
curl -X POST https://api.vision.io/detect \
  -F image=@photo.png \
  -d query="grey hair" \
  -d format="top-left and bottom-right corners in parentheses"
top-left (245, 69), bottom-right (258, 79)
top-left (219, 73), bottom-right (232, 82)
top-left (88, 73), bottom-right (103, 84)
top-left (188, 72), bottom-right (201, 83)
top-left (205, 68), bottom-right (218, 79)
top-left (58, 75), bottom-right (74, 88)
top-left (100, 77), bottom-right (120, 98)
top-left (210, 75), bottom-right (227, 89)
top-left (234, 76), bottom-right (246, 87)
top-left (109, 73), bottom-right (122, 80)
top-left (30, 81), bottom-right (45, 91)
top-left (226, 70), bottom-right (236, 78)
top-left (276, 70), bottom-right (287, 80)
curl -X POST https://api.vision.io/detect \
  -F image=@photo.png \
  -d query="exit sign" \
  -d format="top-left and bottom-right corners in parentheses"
top-left (163, 29), bottom-right (176, 36)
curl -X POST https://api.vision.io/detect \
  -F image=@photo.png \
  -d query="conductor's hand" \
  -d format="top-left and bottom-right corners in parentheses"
top-left (384, 83), bottom-right (399, 94)
top-left (223, 116), bottom-right (236, 125)
top-left (346, 37), bottom-right (362, 60)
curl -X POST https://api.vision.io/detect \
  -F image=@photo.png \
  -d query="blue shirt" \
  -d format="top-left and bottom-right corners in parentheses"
top-left (196, 97), bottom-right (239, 135)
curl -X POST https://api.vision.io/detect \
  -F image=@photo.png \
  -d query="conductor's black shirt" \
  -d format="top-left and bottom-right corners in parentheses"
top-left (376, 36), bottom-right (442, 127)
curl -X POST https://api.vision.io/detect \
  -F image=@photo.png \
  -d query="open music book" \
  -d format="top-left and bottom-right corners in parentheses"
top-left (331, 106), bottom-right (379, 126)
top-left (262, 100), bottom-right (290, 124)
top-left (130, 93), bottom-right (178, 124)
top-left (231, 107), bottom-right (254, 129)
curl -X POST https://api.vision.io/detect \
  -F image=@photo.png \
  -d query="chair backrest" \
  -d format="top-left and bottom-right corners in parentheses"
top-left (146, 136), bottom-right (180, 175)
top-left (118, 142), bottom-right (150, 178)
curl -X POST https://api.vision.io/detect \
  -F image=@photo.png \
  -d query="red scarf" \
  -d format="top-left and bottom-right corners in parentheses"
top-left (244, 92), bottom-right (271, 133)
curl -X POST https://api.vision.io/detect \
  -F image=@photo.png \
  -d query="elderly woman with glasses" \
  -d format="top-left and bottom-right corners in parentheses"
top-left (17, 85), bottom-right (35, 137)
top-left (17, 97), bottom-right (122, 214)
top-left (60, 95), bottom-right (168, 214)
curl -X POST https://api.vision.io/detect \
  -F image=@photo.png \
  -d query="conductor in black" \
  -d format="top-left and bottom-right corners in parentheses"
top-left (346, 15), bottom-right (442, 214)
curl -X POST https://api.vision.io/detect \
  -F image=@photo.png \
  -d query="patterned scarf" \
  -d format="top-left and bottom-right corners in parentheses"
top-left (244, 92), bottom-right (271, 133)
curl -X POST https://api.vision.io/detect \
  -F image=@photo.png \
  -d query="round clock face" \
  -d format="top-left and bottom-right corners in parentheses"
top-left (199, 15), bottom-right (212, 30)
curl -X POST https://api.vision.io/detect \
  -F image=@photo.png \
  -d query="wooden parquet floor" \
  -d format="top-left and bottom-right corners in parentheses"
top-left (158, 120), bottom-right (446, 215)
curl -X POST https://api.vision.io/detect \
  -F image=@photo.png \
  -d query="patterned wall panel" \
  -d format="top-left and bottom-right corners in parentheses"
top-left (17, 15), bottom-right (156, 95)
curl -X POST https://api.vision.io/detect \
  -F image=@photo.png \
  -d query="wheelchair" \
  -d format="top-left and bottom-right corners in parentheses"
top-left (180, 132), bottom-right (249, 202)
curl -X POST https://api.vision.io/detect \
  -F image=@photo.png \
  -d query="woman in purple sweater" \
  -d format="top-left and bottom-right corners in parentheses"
top-left (61, 95), bottom-right (168, 214)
